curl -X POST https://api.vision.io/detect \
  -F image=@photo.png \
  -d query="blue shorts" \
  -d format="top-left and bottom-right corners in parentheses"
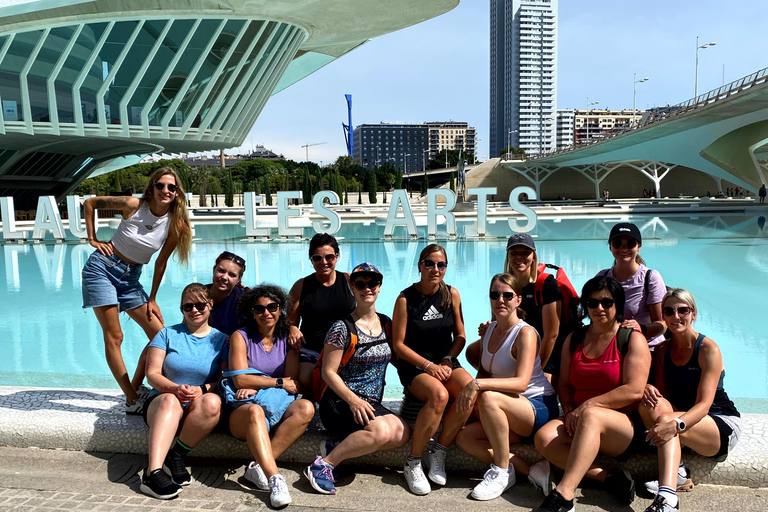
top-left (523, 393), bottom-right (559, 442)
top-left (81, 251), bottom-right (148, 312)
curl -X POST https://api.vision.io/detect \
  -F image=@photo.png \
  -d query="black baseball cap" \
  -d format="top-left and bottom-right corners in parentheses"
top-left (506, 233), bottom-right (536, 251)
top-left (609, 222), bottom-right (642, 243)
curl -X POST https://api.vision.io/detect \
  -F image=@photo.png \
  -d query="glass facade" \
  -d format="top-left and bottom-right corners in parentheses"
top-left (0, 17), bottom-right (306, 143)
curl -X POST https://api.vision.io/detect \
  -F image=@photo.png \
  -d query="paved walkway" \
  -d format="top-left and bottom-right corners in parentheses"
top-left (1, 447), bottom-right (767, 512)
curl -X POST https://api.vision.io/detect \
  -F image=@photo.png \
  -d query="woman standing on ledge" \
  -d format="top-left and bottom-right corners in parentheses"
top-left (288, 233), bottom-right (356, 398)
top-left (81, 167), bottom-right (192, 413)
top-left (639, 289), bottom-right (741, 512)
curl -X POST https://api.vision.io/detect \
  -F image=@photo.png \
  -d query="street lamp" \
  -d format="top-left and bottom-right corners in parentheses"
top-left (403, 153), bottom-right (411, 197)
top-left (695, 36), bottom-right (716, 99)
top-left (585, 98), bottom-right (599, 144)
top-left (507, 129), bottom-right (518, 160)
top-left (633, 73), bottom-right (649, 126)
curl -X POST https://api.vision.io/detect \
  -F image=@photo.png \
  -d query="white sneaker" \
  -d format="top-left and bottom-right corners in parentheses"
top-left (424, 447), bottom-right (447, 485)
top-left (471, 464), bottom-right (514, 501)
top-left (245, 461), bottom-right (269, 491)
top-left (404, 459), bottom-right (431, 495)
top-left (528, 460), bottom-right (553, 497)
top-left (124, 397), bottom-right (146, 415)
top-left (269, 474), bottom-right (292, 508)
top-left (645, 467), bottom-right (694, 494)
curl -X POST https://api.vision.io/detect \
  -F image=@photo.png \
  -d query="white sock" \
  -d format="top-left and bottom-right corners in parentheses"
top-left (658, 485), bottom-right (678, 507)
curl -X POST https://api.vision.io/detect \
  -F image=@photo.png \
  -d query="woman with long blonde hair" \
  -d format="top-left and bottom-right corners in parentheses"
top-left (81, 166), bottom-right (192, 413)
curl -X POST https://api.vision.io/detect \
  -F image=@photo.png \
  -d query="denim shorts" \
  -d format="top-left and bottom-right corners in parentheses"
top-left (523, 393), bottom-right (560, 442)
top-left (82, 251), bottom-right (148, 312)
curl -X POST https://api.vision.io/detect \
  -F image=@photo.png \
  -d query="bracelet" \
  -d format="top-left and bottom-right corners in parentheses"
top-left (474, 379), bottom-right (481, 390)
top-left (200, 384), bottom-right (207, 394)
top-left (423, 361), bottom-right (432, 371)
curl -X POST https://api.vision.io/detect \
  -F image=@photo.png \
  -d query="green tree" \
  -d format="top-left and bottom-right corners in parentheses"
top-left (421, 172), bottom-right (428, 195)
top-left (499, 146), bottom-right (526, 159)
top-left (367, 170), bottom-right (377, 204)
top-left (207, 175), bottom-right (222, 206)
top-left (394, 168), bottom-right (403, 189)
top-left (195, 165), bottom-right (212, 206)
top-left (261, 175), bottom-right (272, 206)
top-left (223, 169), bottom-right (234, 207)
top-left (302, 167), bottom-right (312, 204)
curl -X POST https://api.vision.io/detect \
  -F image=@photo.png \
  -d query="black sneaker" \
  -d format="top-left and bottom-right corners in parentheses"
top-left (534, 489), bottom-right (575, 512)
top-left (643, 494), bottom-right (679, 512)
top-left (163, 450), bottom-right (192, 486)
top-left (140, 468), bottom-right (182, 499)
top-left (605, 469), bottom-right (635, 505)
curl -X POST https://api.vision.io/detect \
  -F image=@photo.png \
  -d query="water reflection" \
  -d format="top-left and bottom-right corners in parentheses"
top-left (0, 214), bottom-right (766, 406)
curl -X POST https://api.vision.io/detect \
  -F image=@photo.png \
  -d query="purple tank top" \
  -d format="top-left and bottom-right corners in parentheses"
top-left (237, 328), bottom-right (289, 378)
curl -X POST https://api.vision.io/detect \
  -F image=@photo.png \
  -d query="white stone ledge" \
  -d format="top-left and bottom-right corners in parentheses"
top-left (1, 386), bottom-right (764, 488)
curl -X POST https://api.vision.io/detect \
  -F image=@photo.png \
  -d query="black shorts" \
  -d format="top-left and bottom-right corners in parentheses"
top-left (613, 411), bottom-right (649, 462)
top-left (319, 390), bottom-right (395, 440)
top-left (396, 358), bottom-right (463, 388)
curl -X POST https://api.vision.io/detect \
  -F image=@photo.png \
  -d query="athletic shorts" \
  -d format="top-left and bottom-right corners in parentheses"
top-left (397, 358), bottom-right (463, 388)
top-left (319, 390), bottom-right (395, 440)
top-left (711, 414), bottom-right (742, 460)
top-left (82, 251), bottom-right (147, 312)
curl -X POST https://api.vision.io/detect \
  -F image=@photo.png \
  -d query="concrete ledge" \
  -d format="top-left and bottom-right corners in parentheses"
top-left (1, 386), bottom-right (766, 488)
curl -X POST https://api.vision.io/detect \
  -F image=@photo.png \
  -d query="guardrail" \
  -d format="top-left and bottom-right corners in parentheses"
top-left (518, 65), bottom-right (768, 161)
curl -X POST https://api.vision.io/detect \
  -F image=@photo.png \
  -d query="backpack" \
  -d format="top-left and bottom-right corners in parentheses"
top-left (311, 313), bottom-right (392, 401)
top-left (569, 325), bottom-right (634, 356)
top-left (534, 263), bottom-right (580, 336)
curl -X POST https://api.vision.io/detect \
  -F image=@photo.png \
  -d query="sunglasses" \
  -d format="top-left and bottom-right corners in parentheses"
top-left (489, 291), bottom-right (517, 301)
top-left (611, 238), bottom-right (638, 250)
top-left (253, 302), bottom-right (279, 314)
top-left (311, 253), bottom-right (337, 263)
top-left (586, 298), bottom-right (615, 309)
top-left (421, 259), bottom-right (448, 270)
top-left (154, 182), bottom-right (178, 193)
top-left (662, 306), bottom-right (692, 317)
top-left (219, 251), bottom-right (245, 268)
top-left (181, 302), bottom-right (208, 312)
top-left (352, 279), bottom-right (381, 291)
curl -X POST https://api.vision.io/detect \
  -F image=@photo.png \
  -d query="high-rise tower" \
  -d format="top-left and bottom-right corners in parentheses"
top-left (490, 0), bottom-right (557, 158)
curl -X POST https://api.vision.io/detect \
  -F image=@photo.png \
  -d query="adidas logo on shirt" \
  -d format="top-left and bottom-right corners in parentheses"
top-left (422, 305), bottom-right (443, 321)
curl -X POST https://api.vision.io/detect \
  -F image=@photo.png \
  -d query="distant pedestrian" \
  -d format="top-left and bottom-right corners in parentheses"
top-left (759, 184), bottom-right (766, 204)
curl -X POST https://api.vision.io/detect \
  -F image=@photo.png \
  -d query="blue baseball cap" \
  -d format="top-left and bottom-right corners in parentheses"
top-left (350, 262), bottom-right (383, 281)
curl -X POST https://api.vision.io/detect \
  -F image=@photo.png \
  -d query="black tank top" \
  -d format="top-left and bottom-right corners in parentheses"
top-left (299, 271), bottom-right (356, 353)
top-left (664, 333), bottom-right (739, 417)
top-left (401, 284), bottom-right (455, 362)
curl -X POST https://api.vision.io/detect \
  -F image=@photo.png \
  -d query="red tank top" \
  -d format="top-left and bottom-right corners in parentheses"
top-left (570, 335), bottom-right (623, 405)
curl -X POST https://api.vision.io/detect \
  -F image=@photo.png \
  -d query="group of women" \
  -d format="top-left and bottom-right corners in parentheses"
top-left (80, 167), bottom-right (740, 512)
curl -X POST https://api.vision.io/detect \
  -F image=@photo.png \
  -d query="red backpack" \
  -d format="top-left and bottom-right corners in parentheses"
top-left (534, 263), bottom-right (580, 333)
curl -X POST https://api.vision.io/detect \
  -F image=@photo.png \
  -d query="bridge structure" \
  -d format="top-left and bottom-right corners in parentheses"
top-left (500, 67), bottom-right (768, 200)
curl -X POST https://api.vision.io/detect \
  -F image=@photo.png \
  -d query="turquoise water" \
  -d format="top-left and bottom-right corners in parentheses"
top-left (1, 214), bottom-right (767, 412)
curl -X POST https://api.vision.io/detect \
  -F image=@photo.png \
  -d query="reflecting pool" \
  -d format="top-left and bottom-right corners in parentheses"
top-left (1, 213), bottom-right (766, 412)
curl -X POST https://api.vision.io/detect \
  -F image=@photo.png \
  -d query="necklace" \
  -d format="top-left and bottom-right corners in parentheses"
top-left (356, 317), bottom-right (379, 336)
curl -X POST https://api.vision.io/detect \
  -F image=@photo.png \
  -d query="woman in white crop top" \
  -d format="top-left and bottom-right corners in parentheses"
top-left (81, 167), bottom-right (192, 413)
top-left (455, 273), bottom-right (558, 501)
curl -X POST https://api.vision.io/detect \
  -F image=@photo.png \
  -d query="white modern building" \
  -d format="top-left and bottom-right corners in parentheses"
top-left (490, 0), bottom-right (557, 158)
top-left (555, 109), bottom-right (574, 149)
top-left (0, 0), bottom-right (458, 207)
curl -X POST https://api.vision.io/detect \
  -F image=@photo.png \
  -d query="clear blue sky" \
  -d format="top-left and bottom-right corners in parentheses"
top-left (235, 0), bottom-right (768, 163)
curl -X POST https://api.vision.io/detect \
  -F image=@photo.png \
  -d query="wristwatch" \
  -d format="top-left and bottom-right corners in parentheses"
top-left (674, 418), bottom-right (686, 432)
top-left (442, 356), bottom-right (459, 366)
top-left (275, 378), bottom-right (283, 389)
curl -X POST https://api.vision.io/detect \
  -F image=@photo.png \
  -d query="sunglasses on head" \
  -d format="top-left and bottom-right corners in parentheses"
top-left (662, 306), bottom-right (692, 317)
top-left (311, 253), bottom-right (337, 263)
top-left (219, 251), bottom-right (245, 268)
top-left (253, 302), bottom-right (279, 314)
top-left (489, 291), bottom-right (517, 301)
top-left (181, 302), bottom-right (207, 312)
top-left (154, 182), bottom-right (178, 193)
top-left (586, 298), bottom-right (615, 309)
top-left (421, 259), bottom-right (448, 270)
top-left (352, 279), bottom-right (381, 291)
top-left (611, 238), bottom-right (638, 250)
